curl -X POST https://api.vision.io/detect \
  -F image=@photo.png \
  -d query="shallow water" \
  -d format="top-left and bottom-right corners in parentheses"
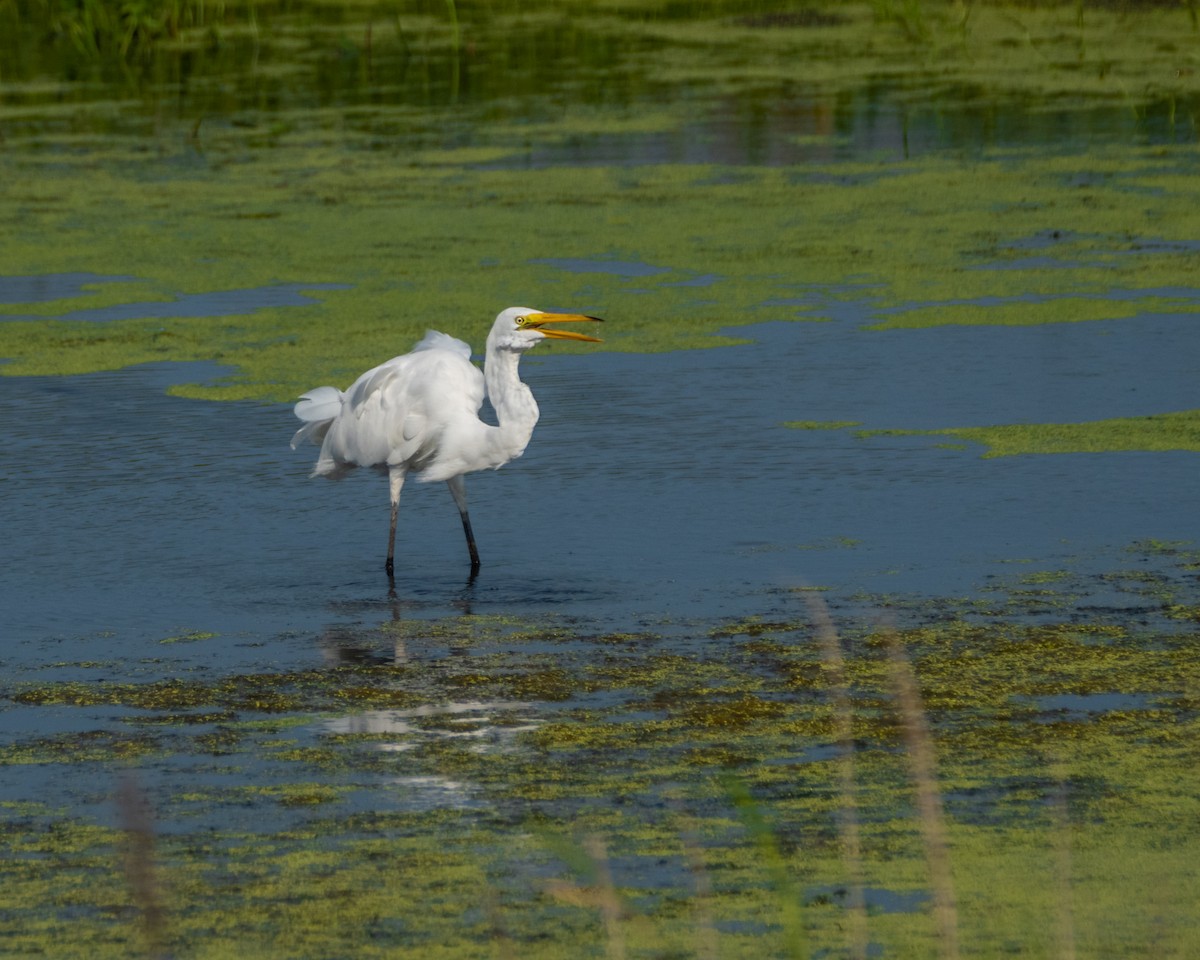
top-left (0, 272), bottom-right (139, 305)
top-left (3, 287), bottom-right (1195, 673)
top-left (2, 183), bottom-right (1197, 864)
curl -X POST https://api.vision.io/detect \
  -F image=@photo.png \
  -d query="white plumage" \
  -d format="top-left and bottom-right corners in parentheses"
top-left (291, 306), bottom-right (603, 577)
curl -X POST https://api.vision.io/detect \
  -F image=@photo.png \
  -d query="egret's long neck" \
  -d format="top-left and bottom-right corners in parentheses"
top-left (483, 345), bottom-right (540, 461)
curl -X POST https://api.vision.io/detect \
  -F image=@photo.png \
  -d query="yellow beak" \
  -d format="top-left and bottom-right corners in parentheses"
top-left (525, 312), bottom-right (604, 342)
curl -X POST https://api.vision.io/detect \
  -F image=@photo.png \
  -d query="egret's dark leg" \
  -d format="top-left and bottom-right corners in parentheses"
top-left (386, 466), bottom-right (406, 578)
top-left (446, 476), bottom-right (481, 573)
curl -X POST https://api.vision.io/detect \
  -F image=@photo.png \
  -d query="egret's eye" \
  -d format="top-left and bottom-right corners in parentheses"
top-left (516, 316), bottom-right (531, 327)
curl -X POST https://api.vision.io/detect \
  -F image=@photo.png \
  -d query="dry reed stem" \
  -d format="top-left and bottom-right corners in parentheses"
top-left (882, 627), bottom-right (960, 960)
top-left (805, 592), bottom-right (869, 960)
top-left (1050, 768), bottom-right (1077, 960)
top-left (116, 773), bottom-right (169, 960)
top-left (675, 809), bottom-right (720, 960)
top-left (542, 833), bottom-right (625, 960)
top-left (482, 882), bottom-right (516, 960)
top-left (582, 835), bottom-right (625, 960)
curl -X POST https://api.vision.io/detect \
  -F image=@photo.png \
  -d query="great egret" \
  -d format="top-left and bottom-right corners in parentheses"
top-left (291, 307), bottom-right (603, 577)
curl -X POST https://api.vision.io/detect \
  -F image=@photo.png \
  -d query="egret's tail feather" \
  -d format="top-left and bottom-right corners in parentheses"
top-left (290, 420), bottom-right (328, 449)
top-left (310, 457), bottom-right (353, 479)
top-left (294, 386), bottom-right (343, 422)
top-left (291, 386), bottom-right (343, 450)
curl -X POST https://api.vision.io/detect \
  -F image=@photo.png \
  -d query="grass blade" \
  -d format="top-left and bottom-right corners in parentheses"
top-left (807, 592), bottom-right (869, 960)
top-left (721, 773), bottom-right (806, 960)
top-left (882, 627), bottom-right (960, 960)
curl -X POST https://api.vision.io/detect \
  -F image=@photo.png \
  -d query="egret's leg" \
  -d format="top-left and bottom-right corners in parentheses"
top-left (446, 475), bottom-right (481, 572)
top-left (386, 466), bottom-right (406, 578)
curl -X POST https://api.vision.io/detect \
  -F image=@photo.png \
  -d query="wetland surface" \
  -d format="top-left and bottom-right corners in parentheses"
top-left (2, 2), bottom-right (1199, 957)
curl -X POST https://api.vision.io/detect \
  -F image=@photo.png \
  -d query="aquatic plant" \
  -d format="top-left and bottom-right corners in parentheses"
top-left (3, 548), bottom-right (1199, 956)
top-left (16, 0), bottom-right (210, 55)
top-left (852, 409), bottom-right (1200, 457)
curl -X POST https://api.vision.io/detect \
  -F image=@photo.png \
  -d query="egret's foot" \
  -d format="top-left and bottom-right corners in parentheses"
top-left (385, 557), bottom-right (395, 578)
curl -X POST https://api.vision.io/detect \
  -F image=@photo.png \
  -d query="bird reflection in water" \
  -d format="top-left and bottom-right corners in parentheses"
top-left (314, 598), bottom-right (539, 809)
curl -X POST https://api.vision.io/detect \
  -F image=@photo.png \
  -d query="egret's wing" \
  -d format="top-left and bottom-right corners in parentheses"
top-left (412, 329), bottom-right (473, 361)
top-left (402, 412), bottom-right (426, 442)
top-left (345, 361), bottom-right (400, 414)
top-left (342, 331), bottom-right (471, 414)
top-left (315, 336), bottom-right (486, 475)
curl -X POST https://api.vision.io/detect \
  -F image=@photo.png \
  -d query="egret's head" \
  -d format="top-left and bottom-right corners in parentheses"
top-left (489, 306), bottom-right (604, 352)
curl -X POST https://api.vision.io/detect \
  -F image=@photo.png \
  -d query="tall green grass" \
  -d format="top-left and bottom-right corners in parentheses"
top-left (19, 0), bottom-right (211, 55)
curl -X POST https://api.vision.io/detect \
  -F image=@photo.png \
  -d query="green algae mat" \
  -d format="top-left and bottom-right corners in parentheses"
top-left (3, 2), bottom-right (1200, 452)
top-left (4, 548), bottom-right (1200, 958)
top-left (3, 1), bottom-right (1200, 957)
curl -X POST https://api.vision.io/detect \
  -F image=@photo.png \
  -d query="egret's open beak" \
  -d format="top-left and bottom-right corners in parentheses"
top-left (526, 312), bottom-right (604, 343)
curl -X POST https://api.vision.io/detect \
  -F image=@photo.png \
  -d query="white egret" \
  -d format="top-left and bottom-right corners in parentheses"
top-left (291, 307), bottom-right (603, 577)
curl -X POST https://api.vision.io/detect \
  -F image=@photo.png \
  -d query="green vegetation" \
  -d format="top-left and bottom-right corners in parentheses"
top-left (784, 420), bottom-right (865, 431)
top-left (2, 0), bottom-right (1199, 454)
top-left (854, 409), bottom-right (1200, 456)
top-left (1, 1), bottom-right (1199, 414)
top-left (1, 549), bottom-right (1199, 956)
top-left (2, 147), bottom-right (1200, 407)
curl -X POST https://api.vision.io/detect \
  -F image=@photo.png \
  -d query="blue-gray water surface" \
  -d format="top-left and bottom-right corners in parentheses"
top-left (1, 278), bottom-right (1198, 833)
top-left (3, 292), bottom-right (1196, 672)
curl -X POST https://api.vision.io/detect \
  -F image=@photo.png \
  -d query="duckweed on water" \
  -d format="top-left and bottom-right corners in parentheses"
top-left (4, 151), bottom-right (1200, 405)
top-left (2, 550), bottom-right (1198, 956)
top-left (2, 5), bottom-right (1198, 458)
top-left (784, 420), bottom-right (865, 431)
top-left (1, 4), bottom-right (1199, 421)
top-left (854, 408), bottom-right (1200, 456)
